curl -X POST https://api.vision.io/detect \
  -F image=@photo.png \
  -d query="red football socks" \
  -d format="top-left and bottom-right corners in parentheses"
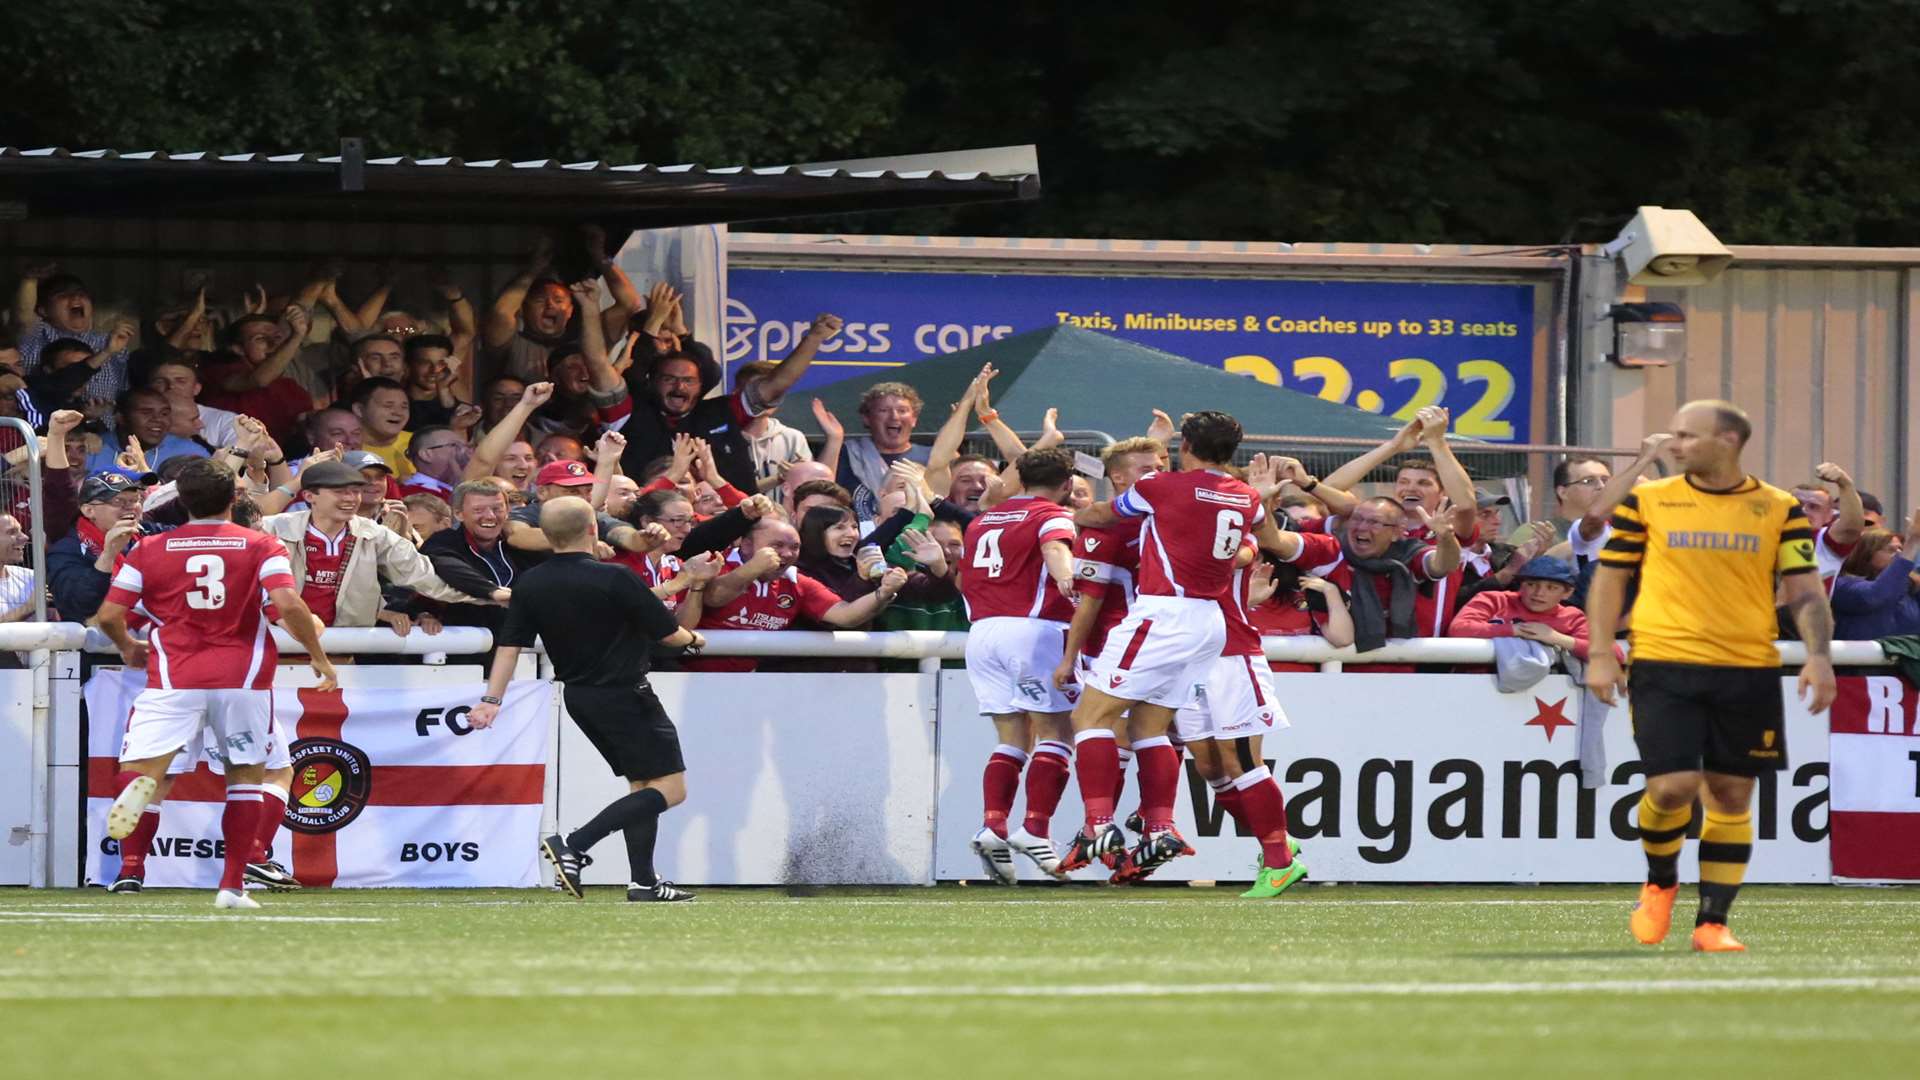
top-left (1021, 742), bottom-right (1072, 838)
top-left (1133, 736), bottom-right (1179, 833)
top-left (1073, 729), bottom-right (1119, 826)
top-left (1111, 746), bottom-right (1133, 806)
top-left (253, 784), bottom-right (288, 863)
top-left (1234, 768), bottom-right (1293, 868)
top-left (1208, 777), bottom-right (1249, 832)
top-left (118, 805), bottom-right (162, 878)
top-left (982, 745), bottom-right (1027, 839)
top-left (219, 786), bottom-right (263, 892)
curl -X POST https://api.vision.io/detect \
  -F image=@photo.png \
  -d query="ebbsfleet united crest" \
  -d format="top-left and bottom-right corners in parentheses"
top-left (286, 737), bottom-right (373, 833)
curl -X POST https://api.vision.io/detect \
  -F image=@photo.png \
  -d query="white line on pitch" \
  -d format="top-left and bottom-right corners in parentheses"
top-left (0, 911), bottom-right (381, 923)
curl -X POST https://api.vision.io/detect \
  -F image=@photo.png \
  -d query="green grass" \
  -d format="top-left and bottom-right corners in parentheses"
top-left (3, 884), bottom-right (1917, 1078)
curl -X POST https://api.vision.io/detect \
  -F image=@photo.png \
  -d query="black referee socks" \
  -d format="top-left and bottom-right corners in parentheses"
top-left (568, 787), bottom-right (671, 856)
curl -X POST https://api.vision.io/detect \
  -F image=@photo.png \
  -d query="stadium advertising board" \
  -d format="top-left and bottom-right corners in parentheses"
top-left (937, 672), bottom-right (1830, 884)
top-left (84, 671), bottom-right (550, 888)
top-left (727, 268), bottom-right (1537, 441)
top-left (563, 672), bottom-right (939, 887)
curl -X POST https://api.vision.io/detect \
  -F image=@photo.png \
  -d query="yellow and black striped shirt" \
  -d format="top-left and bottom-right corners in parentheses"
top-left (1599, 474), bottom-right (1815, 668)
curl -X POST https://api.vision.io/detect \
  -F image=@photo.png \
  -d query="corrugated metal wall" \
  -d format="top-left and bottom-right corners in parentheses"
top-left (1638, 266), bottom-right (1906, 510)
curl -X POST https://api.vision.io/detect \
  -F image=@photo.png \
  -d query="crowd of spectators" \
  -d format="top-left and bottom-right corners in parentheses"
top-left (0, 244), bottom-right (1908, 670)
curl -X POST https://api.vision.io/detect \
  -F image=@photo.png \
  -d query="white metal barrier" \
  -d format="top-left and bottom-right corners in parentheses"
top-left (9, 623), bottom-right (1902, 888)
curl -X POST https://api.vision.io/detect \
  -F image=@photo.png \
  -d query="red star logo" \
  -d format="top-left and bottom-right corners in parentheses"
top-left (1525, 697), bottom-right (1574, 741)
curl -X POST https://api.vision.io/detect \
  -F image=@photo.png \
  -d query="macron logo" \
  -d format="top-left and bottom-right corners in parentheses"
top-left (1194, 488), bottom-right (1252, 508)
top-left (1085, 538), bottom-right (1101, 551)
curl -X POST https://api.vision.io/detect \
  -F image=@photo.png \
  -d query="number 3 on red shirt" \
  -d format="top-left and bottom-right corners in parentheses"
top-left (972, 528), bottom-right (1005, 578)
top-left (1211, 510), bottom-right (1245, 559)
top-left (185, 553), bottom-right (228, 610)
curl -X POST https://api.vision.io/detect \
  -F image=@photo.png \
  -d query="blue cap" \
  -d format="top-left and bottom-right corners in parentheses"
top-left (1516, 555), bottom-right (1577, 586)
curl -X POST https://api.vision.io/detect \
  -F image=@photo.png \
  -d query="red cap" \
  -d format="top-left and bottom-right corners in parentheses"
top-left (535, 460), bottom-right (594, 487)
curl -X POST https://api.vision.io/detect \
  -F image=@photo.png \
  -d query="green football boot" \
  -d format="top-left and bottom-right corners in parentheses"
top-left (1241, 838), bottom-right (1307, 898)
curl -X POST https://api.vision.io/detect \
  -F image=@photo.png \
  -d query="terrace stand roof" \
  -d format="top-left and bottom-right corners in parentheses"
top-left (0, 142), bottom-right (1039, 229)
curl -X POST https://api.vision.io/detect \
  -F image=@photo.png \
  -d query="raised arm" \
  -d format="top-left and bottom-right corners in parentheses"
top-left (483, 239), bottom-right (550, 350)
top-left (1322, 415), bottom-right (1424, 493)
top-left (811, 398), bottom-right (846, 474)
top-left (464, 381), bottom-right (552, 482)
top-left (973, 375), bottom-right (1028, 465)
top-left (12, 263), bottom-right (55, 332)
top-left (926, 365), bottom-right (994, 496)
top-left (1818, 462), bottom-right (1866, 547)
top-left (1415, 407), bottom-right (1479, 538)
top-left (230, 305), bottom-right (310, 391)
top-left (748, 315), bottom-right (842, 407)
top-left (430, 268), bottom-right (478, 369)
top-left (1579, 433), bottom-right (1670, 541)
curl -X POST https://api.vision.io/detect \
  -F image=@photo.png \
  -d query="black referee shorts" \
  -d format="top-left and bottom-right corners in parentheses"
top-left (1628, 659), bottom-right (1787, 778)
top-left (561, 681), bottom-right (685, 783)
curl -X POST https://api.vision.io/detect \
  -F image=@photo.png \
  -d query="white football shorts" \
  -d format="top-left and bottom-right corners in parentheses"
top-left (1173, 653), bottom-right (1290, 742)
top-left (1086, 595), bottom-right (1226, 709)
top-left (965, 616), bottom-right (1077, 716)
top-left (122, 688), bottom-right (277, 769)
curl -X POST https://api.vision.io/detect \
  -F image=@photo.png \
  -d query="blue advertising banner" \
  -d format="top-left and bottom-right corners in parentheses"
top-left (725, 268), bottom-right (1537, 441)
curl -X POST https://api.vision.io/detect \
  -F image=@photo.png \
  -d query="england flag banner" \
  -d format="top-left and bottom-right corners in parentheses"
top-left (1828, 675), bottom-right (1920, 881)
top-left (86, 670), bottom-right (551, 888)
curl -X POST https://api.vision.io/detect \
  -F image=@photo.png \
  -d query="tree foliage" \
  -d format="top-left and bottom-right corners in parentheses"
top-left (4, 0), bottom-right (1918, 244)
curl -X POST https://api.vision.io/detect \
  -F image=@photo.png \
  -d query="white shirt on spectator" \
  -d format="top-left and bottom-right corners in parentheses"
top-left (0, 565), bottom-right (38, 616)
top-left (1567, 521), bottom-right (1608, 565)
top-left (184, 402), bottom-right (241, 449)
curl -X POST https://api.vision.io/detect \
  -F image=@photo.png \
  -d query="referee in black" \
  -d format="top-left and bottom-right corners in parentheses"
top-left (468, 495), bottom-right (718, 903)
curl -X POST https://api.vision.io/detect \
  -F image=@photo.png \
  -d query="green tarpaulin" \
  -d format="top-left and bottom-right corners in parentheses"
top-left (781, 324), bottom-right (1409, 442)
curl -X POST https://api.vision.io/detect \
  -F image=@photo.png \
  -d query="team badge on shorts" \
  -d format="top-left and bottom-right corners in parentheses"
top-left (285, 737), bottom-right (372, 834)
top-left (1018, 677), bottom-right (1047, 703)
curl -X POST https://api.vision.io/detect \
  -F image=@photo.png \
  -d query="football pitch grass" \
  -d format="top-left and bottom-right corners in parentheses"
top-left (3, 884), bottom-right (1917, 1078)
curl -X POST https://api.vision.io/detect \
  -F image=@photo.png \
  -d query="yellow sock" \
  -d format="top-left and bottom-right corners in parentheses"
top-left (1637, 794), bottom-right (1691, 888)
top-left (1697, 809), bottom-right (1754, 926)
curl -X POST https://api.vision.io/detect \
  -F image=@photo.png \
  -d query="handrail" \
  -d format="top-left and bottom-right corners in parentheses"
top-left (6, 621), bottom-right (1890, 666)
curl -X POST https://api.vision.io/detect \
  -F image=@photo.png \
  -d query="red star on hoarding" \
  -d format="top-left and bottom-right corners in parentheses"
top-left (1525, 697), bottom-right (1574, 741)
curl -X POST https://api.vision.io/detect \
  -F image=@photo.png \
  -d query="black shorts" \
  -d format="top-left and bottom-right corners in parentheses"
top-left (1628, 659), bottom-right (1787, 777)
top-left (562, 681), bottom-right (685, 783)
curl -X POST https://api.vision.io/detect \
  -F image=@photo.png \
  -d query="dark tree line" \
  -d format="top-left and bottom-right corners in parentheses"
top-left (5, 0), bottom-right (1918, 244)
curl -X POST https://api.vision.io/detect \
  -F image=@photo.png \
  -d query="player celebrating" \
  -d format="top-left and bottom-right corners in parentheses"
top-left (1064, 410), bottom-right (1264, 870)
top-left (1052, 436), bottom-right (1165, 840)
top-left (96, 457), bottom-right (337, 910)
top-left (957, 446), bottom-right (1080, 882)
top-left (1586, 399), bottom-right (1835, 953)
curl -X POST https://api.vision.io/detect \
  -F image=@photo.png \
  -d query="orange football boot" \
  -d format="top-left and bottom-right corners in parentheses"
top-left (1690, 923), bottom-right (1747, 953)
top-left (1629, 882), bottom-right (1679, 945)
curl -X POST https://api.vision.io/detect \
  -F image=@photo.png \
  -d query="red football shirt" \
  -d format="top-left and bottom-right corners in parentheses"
top-left (300, 525), bottom-right (351, 626)
top-left (1112, 470), bottom-right (1264, 601)
top-left (683, 565), bottom-right (842, 672)
top-left (1219, 550), bottom-right (1262, 658)
top-left (103, 522), bottom-right (297, 689)
top-left (959, 495), bottom-right (1076, 623)
top-left (1071, 517), bottom-right (1141, 658)
top-left (622, 552), bottom-right (686, 611)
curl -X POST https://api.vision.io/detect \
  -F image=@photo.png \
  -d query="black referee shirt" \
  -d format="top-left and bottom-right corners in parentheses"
top-left (497, 552), bottom-right (682, 686)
